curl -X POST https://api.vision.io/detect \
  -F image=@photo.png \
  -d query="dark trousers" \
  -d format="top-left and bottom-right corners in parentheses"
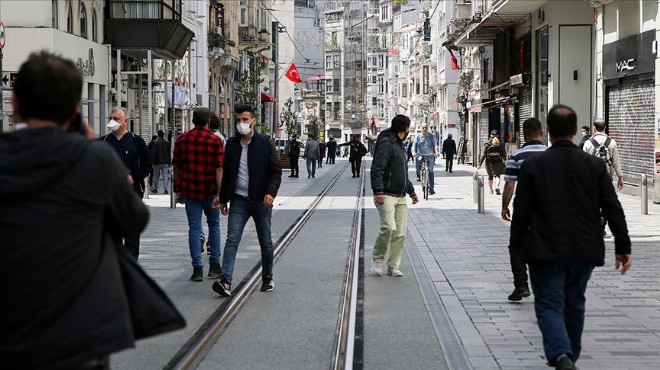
top-left (508, 244), bottom-right (528, 289)
top-left (445, 155), bottom-right (454, 172)
top-left (326, 154), bottom-right (335, 164)
top-left (318, 156), bottom-right (324, 167)
top-left (529, 261), bottom-right (594, 366)
top-left (350, 159), bottom-right (362, 176)
top-left (289, 156), bottom-right (299, 176)
top-left (124, 188), bottom-right (143, 259)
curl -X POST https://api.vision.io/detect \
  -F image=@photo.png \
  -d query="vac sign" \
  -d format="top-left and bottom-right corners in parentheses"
top-left (616, 58), bottom-right (636, 72)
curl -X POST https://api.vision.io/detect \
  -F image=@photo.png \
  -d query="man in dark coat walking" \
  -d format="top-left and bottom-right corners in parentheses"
top-left (510, 104), bottom-right (632, 370)
top-left (326, 136), bottom-right (337, 164)
top-left (288, 134), bottom-right (301, 177)
top-left (442, 133), bottom-right (457, 173)
top-left (338, 135), bottom-right (368, 177)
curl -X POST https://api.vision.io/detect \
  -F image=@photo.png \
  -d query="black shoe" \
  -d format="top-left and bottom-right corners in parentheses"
top-left (288, 175), bottom-right (295, 177)
top-left (261, 275), bottom-right (275, 292)
top-left (356, 174), bottom-right (360, 177)
top-left (190, 267), bottom-right (203, 282)
top-left (294, 174), bottom-right (299, 178)
top-left (508, 288), bottom-right (531, 301)
top-left (151, 189), bottom-right (157, 194)
top-left (495, 188), bottom-right (501, 195)
top-left (308, 174), bottom-right (311, 178)
top-left (312, 175), bottom-right (315, 178)
top-left (208, 263), bottom-right (222, 279)
top-left (429, 189), bottom-right (435, 195)
top-left (554, 354), bottom-right (577, 370)
top-left (212, 279), bottom-right (231, 297)
top-left (449, 170), bottom-right (453, 173)
top-left (352, 174), bottom-right (356, 178)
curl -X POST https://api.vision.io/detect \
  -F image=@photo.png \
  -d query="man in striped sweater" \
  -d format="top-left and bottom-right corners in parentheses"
top-left (502, 117), bottom-right (547, 301)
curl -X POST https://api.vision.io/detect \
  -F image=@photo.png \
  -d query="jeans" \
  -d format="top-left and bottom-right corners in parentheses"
top-left (415, 155), bottom-right (435, 190)
top-left (221, 196), bottom-right (274, 284)
top-left (373, 195), bottom-right (408, 269)
top-left (152, 164), bottom-right (169, 192)
top-left (306, 159), bottom-right (317, 177)
top-left (529, 261), bottom-right (594, 365)
top-left (184, 197), bottom-right (221, 268)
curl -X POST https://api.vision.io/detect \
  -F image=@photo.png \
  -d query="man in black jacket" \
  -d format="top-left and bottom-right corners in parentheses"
top-left (288, 134), bottom-right (301, 177)
top-left (213, 105), bottom-right (282, 297)
top-left (326, 136), bottom-right (337, 164)
top-left (510, 104), bottom-right (632, 370)
top-left (151, 130), bottom-right (171, 194)
top-left (442, 133), bottom-right (457, 173)
top-left (338, 135), bottom-right (368, 177)
top-left (370, 115), bottom-right (418, 277)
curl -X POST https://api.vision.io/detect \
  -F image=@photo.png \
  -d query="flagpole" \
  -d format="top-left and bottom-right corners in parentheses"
top-left (272, 20), bottom-right (278, 139)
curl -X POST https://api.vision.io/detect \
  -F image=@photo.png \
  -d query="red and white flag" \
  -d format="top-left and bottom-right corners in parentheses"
top-left (284, 63), bottom-right (302, 83)
top-left (447, 48), bottom-right (460, 70)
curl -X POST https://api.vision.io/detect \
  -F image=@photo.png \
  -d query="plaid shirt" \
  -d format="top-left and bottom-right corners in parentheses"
top-left (172, 127), bottom-right (224, 200)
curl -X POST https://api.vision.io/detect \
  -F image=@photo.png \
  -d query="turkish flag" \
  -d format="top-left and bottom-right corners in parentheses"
top-left (447, 48), bottom-right (460, 70)
top-left (284, 63), bottom-right (302, 83)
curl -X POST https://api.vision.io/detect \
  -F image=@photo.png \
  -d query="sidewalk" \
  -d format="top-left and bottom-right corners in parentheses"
top-left (405, 162), bottom-right (660, 370)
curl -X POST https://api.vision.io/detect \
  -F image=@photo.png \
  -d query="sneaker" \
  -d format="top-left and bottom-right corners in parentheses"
top-left (554, 354), bottom-right (577, 370)
top-left (387, 268), bottom-right (403, 277)
top-left (261, 275), bottom-right (275, 292)
top-left (370, 261), bottom-right (383, 276)
top-left (207, 263), bottom-right (222, 279)
top-left (429, 189), bottom-right (435, 195)
top-left (508, 287), bottom-right (531, 301)
top-left (495, 188), bottom-right (501, 195)
top-left (151, 188), bottom-right (158, 194)
top-left (212, 279), bottom-right (231, 297)
top-left (190, 267), bottom-right (203, 282)
top-left (164, 190), bottom-right (168, 194)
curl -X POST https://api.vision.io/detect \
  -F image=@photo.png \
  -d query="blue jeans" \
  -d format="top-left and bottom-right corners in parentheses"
top-left (415, 155), bottom-right (435, 190)
top-left (221, 196), bottom-right (274, 284)
top-left (184, 197), bottom-right (221, 268)
top-left (152, 164), bottom-right (169, 192)
top-left (529, 261), bottom-right (594, 365)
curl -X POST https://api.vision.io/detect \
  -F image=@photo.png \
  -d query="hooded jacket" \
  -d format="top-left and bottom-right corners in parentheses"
top-left (0, 128), bottom-right (180, 368)
top-left (370, 129), bottom-right (416, 197)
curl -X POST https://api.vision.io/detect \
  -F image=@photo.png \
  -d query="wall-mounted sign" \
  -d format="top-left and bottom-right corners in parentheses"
top-left (76, 48), bottom-right (95, 77)
top-left (603, 30), bottom-right (655, 80)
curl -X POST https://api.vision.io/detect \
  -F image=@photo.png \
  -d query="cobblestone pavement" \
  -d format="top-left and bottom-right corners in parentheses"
top-left (405, 163), bottom-right (660, 370)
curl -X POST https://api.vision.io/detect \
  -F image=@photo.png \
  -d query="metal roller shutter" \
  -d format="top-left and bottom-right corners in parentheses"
top-left (518, 87), bottom-right (533, 146)
top-left (607, 79), bottom-right (655, 185)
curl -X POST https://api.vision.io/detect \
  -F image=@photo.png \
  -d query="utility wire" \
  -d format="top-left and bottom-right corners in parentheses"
top-left (408, 0), bottom-right (442, 63)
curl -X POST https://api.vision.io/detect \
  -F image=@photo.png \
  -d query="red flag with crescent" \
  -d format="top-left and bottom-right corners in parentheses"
top-left (284, 63), bottom-right (302, 83)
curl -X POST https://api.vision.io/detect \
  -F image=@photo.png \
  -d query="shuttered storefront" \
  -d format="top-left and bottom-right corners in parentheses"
top-left (518, 86), bottom-right (533, 146)
top-left (606, 78), bottom-right (655, 185)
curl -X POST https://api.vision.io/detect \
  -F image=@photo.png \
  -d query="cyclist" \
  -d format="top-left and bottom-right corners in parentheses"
top-left (413, 123), bottom-right (437, 195)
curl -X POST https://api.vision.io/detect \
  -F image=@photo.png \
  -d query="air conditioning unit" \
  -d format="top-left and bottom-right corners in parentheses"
top-left (454, 3), bottom-right (472, 20)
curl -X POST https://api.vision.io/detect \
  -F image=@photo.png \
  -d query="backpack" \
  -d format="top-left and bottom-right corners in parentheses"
top-left (589, 137), bottom-right (613, 177)
top-left (486, 146), bottom-right (502, 163)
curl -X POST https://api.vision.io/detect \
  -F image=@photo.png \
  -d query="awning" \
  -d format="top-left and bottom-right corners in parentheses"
top-left (261, 92), bottom-right (277, 102)
top-left (453, 0), bottom-right (547, 46)
top-left (306, 75), bottom-right (326, 82)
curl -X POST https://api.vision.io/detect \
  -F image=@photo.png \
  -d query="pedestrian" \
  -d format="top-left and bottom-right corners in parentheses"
top-left (406, 137), bottom-right (413, 163)
top-left (304, 134), bottom-right (320, 178)
top-left (212, 104), bottom-right (282, 297)
top-left (326, 136), bottom-right (338, 164)
top-left (318, 139), bottom-right (326, 168)
top-left (370, 115), bottom-right (419, 277)
top-left (583, 119), bottom-right (624, 190)
top-left (478, 137), bottom-right (506, 195)
top-left (510, 104), bottom-right (632, 370)
top-left (442, 133), bottom-right (457, 173)
top-left (172, 107), bottom-right (224, 281)
top-left (148, 134), bottom-right (158, 190)
top-left (501, 117), bottom-right (547, 301)
top-left (577, 125), bottom-right (590, 150)
top-left (288, 134), bottom-right (302, 177)
top-left (0, 50), bottom-right (184, 369)
top-left (413, 123), bottom-right (437, 194)
top-left (151, 130), bottom-right (171, 194)
top-left (209, 112), bottom-right (227, 147)
top-left (338, 135), bottom-right (368, 177)
top-left (101, 106), bottom-right (152, 259)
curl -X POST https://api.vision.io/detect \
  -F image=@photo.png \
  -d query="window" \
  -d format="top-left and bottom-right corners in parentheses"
top-left (92, 10), bottom-right (97, 42)
top-left (422, 66), bottom-right (429, 93)
top-left (371, 75), bottom-right (376, 84)
top-left (80, 3), bottom-right (88, 38)
top-left (52, 0), bottom-right (58, 29)
top-left (326, 79), bottom-right (333, 93)
top-left (326, 55), bottom-right (333, 69)
top-left (378, 55), bottom-right (384, 69)
top-left (402, 83), bottom-right (407, 97)
top-left (67, 1), bottom-right (73, 33)
top-left (331, 31), bottom-right (337, 44)
top-left (333, 55), bottom-right (340, 68)
top-left (240, 0), bottom-right (247, 26)
top-left (372, 97), bottom-right (377, 106)
top-left (333, 78), bottom-right (340, 93)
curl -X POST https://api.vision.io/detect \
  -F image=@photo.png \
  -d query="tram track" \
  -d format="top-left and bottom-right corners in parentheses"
top-left (164, 162), bottom-right (367, 370)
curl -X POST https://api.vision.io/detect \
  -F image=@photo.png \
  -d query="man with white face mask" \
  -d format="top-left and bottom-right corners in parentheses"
top-left (212, 105), bottom-right (282, 297)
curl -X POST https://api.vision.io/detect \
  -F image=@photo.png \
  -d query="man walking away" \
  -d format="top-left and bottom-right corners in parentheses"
top-left (148, 134), bottom-right (157, 190)
top-left (213, 105), bottom-right (282, 297)
top-left (501, 117), bottom-right (546, 301)
top-left (152, 130), bottom-right (171, 194)
top-left (583, 119), bottom-right (624, 190)
top-left (304, 134), bottom-right (320, 178)
top-left (326, 136), bottom-right (337, 164)
top-left (210, 113), bottom-right (227, 147)
top-left (510, 104), bottom-right (631, 370)
top-left (370, 115), bottom-right (419, 277)
top-left (318, 140), bottom-right (326, 168)
top-left (413, 123), bottom-right (437, 194)
top-left (577, 125), bottom-right (590, 150)
top-left (172, 107), bottom-right (224, 282)
top-left (442, 133), bottom-right (457, 173)
top-left (338, 135), bottom-right (368, 177)
top-left (288, 135), bottom-right (301, 177)
top-left (101, 106), bottom-right (152, 259)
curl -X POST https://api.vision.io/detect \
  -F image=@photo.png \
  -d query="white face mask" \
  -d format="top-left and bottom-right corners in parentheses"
top-left (236, 123), bottom-right (252, 136)
top-left (107, 119), bottom-right (121, 132)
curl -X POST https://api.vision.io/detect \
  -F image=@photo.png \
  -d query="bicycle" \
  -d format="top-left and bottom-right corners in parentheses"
top-left (417, 153), bottom-right (434, 200)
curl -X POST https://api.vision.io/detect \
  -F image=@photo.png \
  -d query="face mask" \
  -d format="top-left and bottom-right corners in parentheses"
top-left (107, 119), bottom-right (121, 132)
top-left (236, 123), bottom-right (252, 136)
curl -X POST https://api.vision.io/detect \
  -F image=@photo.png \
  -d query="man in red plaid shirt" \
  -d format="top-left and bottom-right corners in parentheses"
top-left (172, 107), bottom-right (224, 282)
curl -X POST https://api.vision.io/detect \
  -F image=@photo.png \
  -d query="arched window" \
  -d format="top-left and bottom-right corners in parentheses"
top-left (66, 1), bottom-right (73, 33)
top-left (80, 3), bottom-right (88, 39)
top-left (52, 0), bottom-right (58, 29)
top-left (92, 9), bottom-right (98, 42)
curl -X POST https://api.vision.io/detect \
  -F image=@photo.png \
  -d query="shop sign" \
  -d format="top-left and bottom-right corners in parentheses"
top-left (603, 30), bottom-right (655, 80)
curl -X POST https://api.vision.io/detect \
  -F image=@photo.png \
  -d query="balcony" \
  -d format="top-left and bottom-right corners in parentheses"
top-left (105, 0), bottom-right (194, 59)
